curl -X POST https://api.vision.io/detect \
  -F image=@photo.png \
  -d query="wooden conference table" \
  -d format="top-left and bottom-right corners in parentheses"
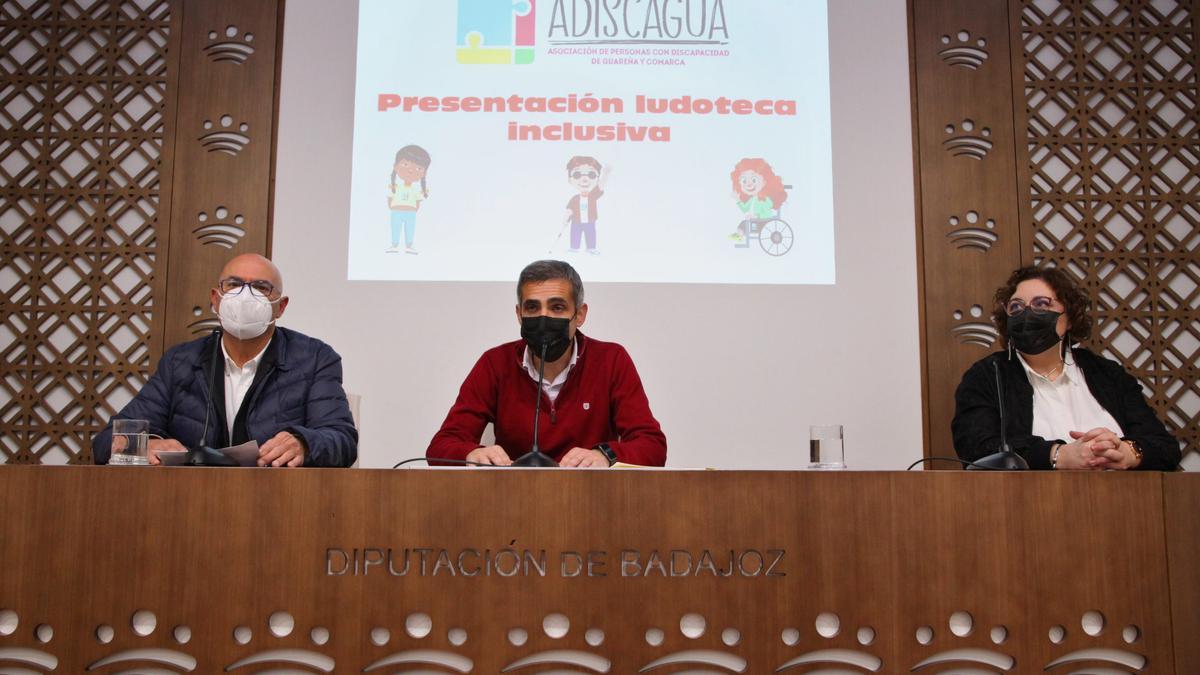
top-left (0, 466), bottom-right (1195, 673)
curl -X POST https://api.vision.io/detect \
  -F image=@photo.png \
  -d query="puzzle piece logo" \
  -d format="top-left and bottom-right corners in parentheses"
top-left (457, 0), bottom-right (535, 64)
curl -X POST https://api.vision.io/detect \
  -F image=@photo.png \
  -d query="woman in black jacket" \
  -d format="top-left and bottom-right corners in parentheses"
top-left (952, 266), bottom-right (1180, 471)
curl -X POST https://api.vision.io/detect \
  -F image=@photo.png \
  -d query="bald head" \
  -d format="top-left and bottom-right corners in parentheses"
top-left (220, 253), bottom-right (283, 294)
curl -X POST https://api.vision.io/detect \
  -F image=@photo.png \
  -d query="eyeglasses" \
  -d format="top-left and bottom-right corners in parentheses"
top-left (1005, 295), bottom-right (1059, 316)
top-left (218, 276), bottom-right (277, 298)
top-left (570, 171), bottom-right (598, 180)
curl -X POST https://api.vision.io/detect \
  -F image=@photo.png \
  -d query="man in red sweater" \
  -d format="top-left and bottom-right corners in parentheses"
top-left (427, 260), bottom-right (667, 467)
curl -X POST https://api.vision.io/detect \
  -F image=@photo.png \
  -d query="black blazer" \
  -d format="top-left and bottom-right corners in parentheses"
top-left (952, 347), bottom-right (1180, 470)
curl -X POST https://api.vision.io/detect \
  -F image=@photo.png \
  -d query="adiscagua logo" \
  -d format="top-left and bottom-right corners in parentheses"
top-left (457, 0), bottom-right (537, 64)
top-left (547, 0), bottom-right (729, 44)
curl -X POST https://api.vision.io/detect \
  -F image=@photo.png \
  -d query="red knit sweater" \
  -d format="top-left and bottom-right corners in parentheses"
top-left (427, 333), bottom-right (667, 466)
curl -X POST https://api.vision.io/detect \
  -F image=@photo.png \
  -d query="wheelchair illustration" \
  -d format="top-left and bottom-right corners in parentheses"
top-left (732, 184), bottom-right (794, 256)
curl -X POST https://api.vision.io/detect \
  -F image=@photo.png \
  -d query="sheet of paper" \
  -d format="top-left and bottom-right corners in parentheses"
top-left (222, 441), bottom-right (260, 467)
top-left (155, 442), bottom-right (259, 467)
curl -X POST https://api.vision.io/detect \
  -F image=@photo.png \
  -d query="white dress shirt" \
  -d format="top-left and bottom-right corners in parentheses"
top-left (222, 338), bottom-right (272, 438)
top-left (522, 339), bottom-right (578, 403)
top-left (1018, 352), bottom-right (1123, 442)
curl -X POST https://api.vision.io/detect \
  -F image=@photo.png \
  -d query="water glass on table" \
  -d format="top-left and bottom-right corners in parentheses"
top-left (809, 424), bottom-right (846, 470)
top-left (110, 419), bottom-right (151, 466)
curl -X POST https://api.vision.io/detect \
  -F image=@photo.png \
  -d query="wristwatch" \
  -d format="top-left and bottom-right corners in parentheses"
top-left (1124, 438), bottom-right (1144, 463)
top-left (594, 443), bottom-right (617, 466)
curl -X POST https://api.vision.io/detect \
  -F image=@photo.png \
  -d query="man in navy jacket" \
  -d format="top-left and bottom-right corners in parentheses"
top-left (92, 254), bottom-right (357, 467)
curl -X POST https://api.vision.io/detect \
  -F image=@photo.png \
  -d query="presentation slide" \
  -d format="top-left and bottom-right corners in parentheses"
top-left (347, 0), bottom-right (833, 284)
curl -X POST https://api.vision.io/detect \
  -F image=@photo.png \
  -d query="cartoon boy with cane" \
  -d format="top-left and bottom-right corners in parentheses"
top-left (555, 156), bottom-right (609, 255)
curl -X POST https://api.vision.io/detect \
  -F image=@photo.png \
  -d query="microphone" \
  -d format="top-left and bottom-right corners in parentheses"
top-left (184, 327), bottom-right (237, 467)
top-left (967, 356), bottom-right (1029, 470)
top-left (512, 340), bottom-right (559, 468)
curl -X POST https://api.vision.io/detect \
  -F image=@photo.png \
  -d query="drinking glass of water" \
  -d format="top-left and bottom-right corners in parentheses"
top-left (809, 424), bottom-right (845, 470)
top-left (110, 419), bottom-right (150, 465)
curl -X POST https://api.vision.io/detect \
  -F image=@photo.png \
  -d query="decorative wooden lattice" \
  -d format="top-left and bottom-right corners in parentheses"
top-left (0, 0), bottom-right (172, 463)
top-left (1021, 0), bottom-right (1199, 458)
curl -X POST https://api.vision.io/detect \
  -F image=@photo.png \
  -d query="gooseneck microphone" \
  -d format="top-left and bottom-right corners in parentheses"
top-left (196, 327), bottom-right (220, 445)
top-left (184, 327), bottom-right (237, 467)
top-left (967, 356), bottom-right (1030, 470)
top-left (512, 341), bottom-right (559, 468)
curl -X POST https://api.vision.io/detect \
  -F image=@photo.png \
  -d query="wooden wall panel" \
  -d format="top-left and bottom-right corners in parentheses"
top-left (161, 0), bottom-right (278, 350)
top-left (892, 471), bottom-right (1174, 671)
top-left (0, 468), bottom-right (1183, 672)
top-left (1166, 473), bottom-right (1200, 673)
top-left (911, 0), bottom-right (1024, 462)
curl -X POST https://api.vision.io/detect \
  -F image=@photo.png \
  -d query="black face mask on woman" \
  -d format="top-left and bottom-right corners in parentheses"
top-left (521, 315), bottom-right (572, 361)
top-left (1006, 308), bottom-right (1063, 355)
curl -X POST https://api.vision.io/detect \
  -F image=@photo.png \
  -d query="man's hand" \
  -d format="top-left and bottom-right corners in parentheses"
top-left (147, 438), bottom-right (186, 466)
top-left (466, 445), bottom-right (512, 466)
top-left (258, 431), bottom-right (306, 467)
top-left (559, 447), bottom-right (610, 468)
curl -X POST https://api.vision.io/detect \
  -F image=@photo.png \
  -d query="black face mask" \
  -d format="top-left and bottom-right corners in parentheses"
top-left (1007, 308), bottom-right (1063, 355)
top-left (521, 315), bottom-right (572, 362)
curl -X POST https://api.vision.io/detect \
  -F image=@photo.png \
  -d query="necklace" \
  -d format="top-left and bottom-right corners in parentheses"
top-left (1036, 361), bottom-right (1064, 380)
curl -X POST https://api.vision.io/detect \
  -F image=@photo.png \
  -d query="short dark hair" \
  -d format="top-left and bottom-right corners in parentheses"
top-left (991, 265), bottom-right (1093, 344)
top-left (517, 260), bottom-right (584, 306)
top-left (566, 156), bottom-right (601, 173)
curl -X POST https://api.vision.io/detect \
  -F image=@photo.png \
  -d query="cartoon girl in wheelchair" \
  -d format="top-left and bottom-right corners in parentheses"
top-left (728, 158), bottom-right (794, 256)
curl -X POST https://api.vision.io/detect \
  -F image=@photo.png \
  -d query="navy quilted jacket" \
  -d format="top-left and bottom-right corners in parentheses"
top-left (92, 327), bottom-right (358, 467)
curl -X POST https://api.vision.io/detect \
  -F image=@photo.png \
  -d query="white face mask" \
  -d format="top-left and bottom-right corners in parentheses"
top-left (216, 289), bottom-right (278, 340)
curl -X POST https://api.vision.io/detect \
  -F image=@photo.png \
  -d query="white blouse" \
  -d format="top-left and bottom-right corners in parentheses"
top-left (1017, 352), bottom-right (1123, 442)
